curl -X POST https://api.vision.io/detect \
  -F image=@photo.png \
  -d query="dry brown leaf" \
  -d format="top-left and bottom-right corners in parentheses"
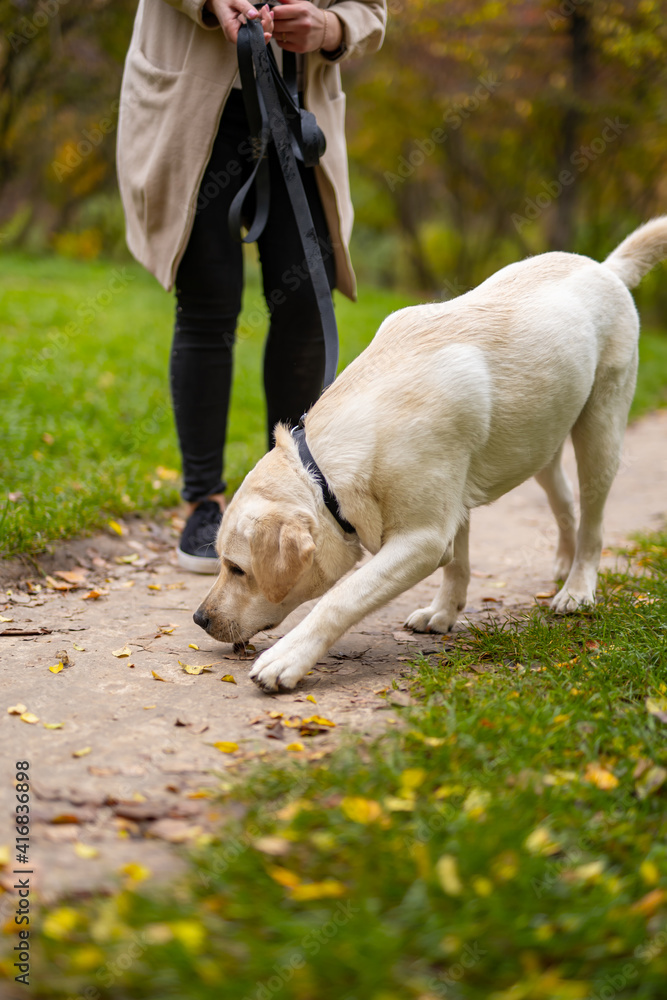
top-left (54, 569), bottom-right (88, 585)
top-left (46, 575), bottom-right (76, 591)
top-left (82, 588), bottom-right (109, 601)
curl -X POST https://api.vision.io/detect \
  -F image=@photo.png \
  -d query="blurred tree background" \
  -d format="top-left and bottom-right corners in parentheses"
top-left (1, 0), bottom-right (667, 311)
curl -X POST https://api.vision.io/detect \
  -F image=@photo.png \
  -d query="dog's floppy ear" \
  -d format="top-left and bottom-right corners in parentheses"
top-left (250, 515), bottom-right (316, 604)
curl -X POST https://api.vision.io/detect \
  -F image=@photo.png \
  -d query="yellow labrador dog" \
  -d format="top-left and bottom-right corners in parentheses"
top-left (194, 218), bottom-right (667, 691)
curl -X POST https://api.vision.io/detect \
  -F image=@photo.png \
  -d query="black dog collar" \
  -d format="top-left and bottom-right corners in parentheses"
top-left (292, 426), bottom-right (356, 536)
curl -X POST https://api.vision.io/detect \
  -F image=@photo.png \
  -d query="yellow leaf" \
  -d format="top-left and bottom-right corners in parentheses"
top-left (253, 836), bottom-right (291, 856)
top-left (286, 742), bottom-right (305, 752)
top-left (462, 788), bottom-right (491, 816)
top-left (302, 714), bottom-right (336, 727)
top-left (72, 747), bottom-right (91, 758)
top-left (44, 722), bottom-right (64, 730)
top-left (400, 768), bottom-right (427, 792)
top-left (340, 797), bottom-right (382, 824)
top-left (646, 697), bottom-right (667, 723)
top-left (572, 860), bottom-right (605, 881)
top-left (640, 860), bottom-right (660, 886)
top-left (168, 919), bottom-right (205, 953)
top-left (213, 741), bottom-right (238, 754)
top-left (152, 670), bottom-right (168, 682)
top-left (72, 643), bottom-right (85, 651)
top-left (120, 862), bottom-right (152, 883)
top-left (472, 876), bottom-right (493, 896)
top-left (43, 907), bottom-right (79, 940)
top-left (436, 855), bottom-right (463, 896)
top-left (290, 879), bottom-right (346, 901)
top-left (143, 705), bottom-right (156, 710)
top-left (74, 843), bottom-right (99, 860)
top-left (384, 796), bottom-right (415, 812)
top-left (267, 866), bottom-right (301, 888)
top-left (220, 674), bottom-right (237, 684)
top-left (306, 694), bottom-right (317, 704)
top-left (108, 519), bottom-right (124, 536)
top-left (179, 661), bottom-right (213, 675)
top-left (0, 615), bottom-right (13, 623)
top-left (148, 583), bottom-right (162, 591)
top-left (188, 643), bottom-right (199, 650)
top-left (20, 712), bottom-right (39, 725)
top-left (584, 763), bottom-right (619, 790)
top-left (112, 645), bottom-right (131, 658)
top-left (49, 662), bottom-right (64, 674)
top-left (7, 703), bottom-right (27, 715)
top-left (525, 826), bottom-right (561, 856)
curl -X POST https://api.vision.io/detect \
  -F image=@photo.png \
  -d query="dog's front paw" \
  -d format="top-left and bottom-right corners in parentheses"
top-left (248, 642), bottom-right (312, 693)
top-left (405, 606), bottom-right (457, 634)
top-left (550, 585), bottom-right (596, 614)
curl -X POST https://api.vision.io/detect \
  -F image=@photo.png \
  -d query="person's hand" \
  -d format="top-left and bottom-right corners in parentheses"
top-left (206, 0), bottom-right (274, 44)
top-left (272, 0), bottom-right (343, 53)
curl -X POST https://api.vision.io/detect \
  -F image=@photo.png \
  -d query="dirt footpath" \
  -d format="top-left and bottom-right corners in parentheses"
top-left (1, 409), bottom-right (666, 904)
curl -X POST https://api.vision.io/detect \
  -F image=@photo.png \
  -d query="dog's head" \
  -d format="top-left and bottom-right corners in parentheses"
top-left (193, 430), bottom-right (359, 644)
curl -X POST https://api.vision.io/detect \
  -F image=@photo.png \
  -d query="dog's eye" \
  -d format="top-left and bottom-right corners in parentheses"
top-left (228, 563), bottom-right (245, 577)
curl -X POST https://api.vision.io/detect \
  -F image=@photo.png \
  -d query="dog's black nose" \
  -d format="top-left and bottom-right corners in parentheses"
top-left (193, 608), bottom-right (210, 631)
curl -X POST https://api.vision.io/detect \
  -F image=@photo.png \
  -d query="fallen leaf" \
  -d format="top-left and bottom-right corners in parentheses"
top-left (120, 862), bottom-right (151, 882)
top-left (179, 661), bottom-right (213, 675)
top-left (188, 643), bottom-right (199, 650)
top-left (115, 553), bottom-right (139, 565)
top-left (147, 583), bottom-right (162, 591)
top-left (220, 674), bottom-right (237, 684)
top-left (393, 631), bottom-right (418, 643)
top-left (54, 569), bottom-right (87, 585)
top-left (303, 715), bottom-right (335, 728)
top-left (286, 742), bottom-right (305, 752)
top-left (55, 649), bottom-right (70, 665)
top-left (152, 671), bottom-right (168, 682)
top-left (306, 694), bottom-right (317, 704)
top-left (49, 663), bottom-right (64, 674)
top-left (44, 722), bottom-right (64, 730)
top-left (7, 703), bottom-right (27, 715)
top-left (646, 697), bottom-right (667, 724)
top-left (436, 855), bottom-right (463, 896)
top-left (253, 836), bottom-right (291, 856)
top-left (0, 615), bottom-right (13, 623)
top-left (112, 645), bottom-right (132, 658)
top-left (290, 880), bottom-right (345, 901)
top-left (146, 820), bottom-right (201, 843)
top-left (74, 843), bottom-right (99, 860)
top-left (212, 741), bottom-right (238, 754)
top-left (525, 826), bottom-right (562, 856)
top-left (584, 763), bottom-right (619, 790)
top-left (45, 575), bottom-right (76, 591)
top-left (630, 889), bottom-right (667, 916)
top-left (340, 797), bottom-right (382, 824)
top-left (267, 866), bottom-right (301, 888)
top-left (636, 766), bottom-right (667, 800)
top-left (82, 588), bottom-right (109, 601)
top-left (72, 747), bottom-right (92, 758)
top-left (535, 591), bottom-right (556, 600)
top-left (108, 520), bottom-right (124, 536)
top-left (20, 712), bottom-right (39, 725)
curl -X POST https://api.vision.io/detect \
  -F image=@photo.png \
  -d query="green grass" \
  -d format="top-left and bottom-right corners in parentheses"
top-left (0, 252), bottom-right (416, 557)
top-left (13, 531), bottom-right (667, 998)
top-left (1, 252), bottom-right (666, 558)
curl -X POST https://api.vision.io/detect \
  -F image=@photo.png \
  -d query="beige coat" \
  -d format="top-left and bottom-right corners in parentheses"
top-left (116, 0), bottom-right (386, 299)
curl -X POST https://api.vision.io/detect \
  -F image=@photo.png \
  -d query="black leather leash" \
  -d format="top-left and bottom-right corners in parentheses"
top-left (230, 7), bottom-right (340, 389)
top-left (231, 9), bottom-right (355, 535)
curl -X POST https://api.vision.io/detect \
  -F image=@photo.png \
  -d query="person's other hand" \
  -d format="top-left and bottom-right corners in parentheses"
top-left (272, 0), bottom-right (343, 53)
top-left (206, 1), bottom-right (274, 44)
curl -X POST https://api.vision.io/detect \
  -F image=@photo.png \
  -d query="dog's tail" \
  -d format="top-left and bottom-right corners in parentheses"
top-left (603, 216), bottom-right (667, 288)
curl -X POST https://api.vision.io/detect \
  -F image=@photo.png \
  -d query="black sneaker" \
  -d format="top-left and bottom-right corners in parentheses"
top-left (176, 500), bottom-right (223, 574)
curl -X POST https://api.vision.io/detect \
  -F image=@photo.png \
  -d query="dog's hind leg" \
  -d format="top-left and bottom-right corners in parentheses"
top-left (534, 445), bottom-right (577, 581)
top-left (551, 363), bottom-right (636, 613)
top-left (404, 516), bottom-right (470, 633)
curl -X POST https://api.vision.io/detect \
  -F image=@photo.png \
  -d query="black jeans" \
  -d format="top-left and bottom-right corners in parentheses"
top-left (170, 89), bottom-right (336, 503)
